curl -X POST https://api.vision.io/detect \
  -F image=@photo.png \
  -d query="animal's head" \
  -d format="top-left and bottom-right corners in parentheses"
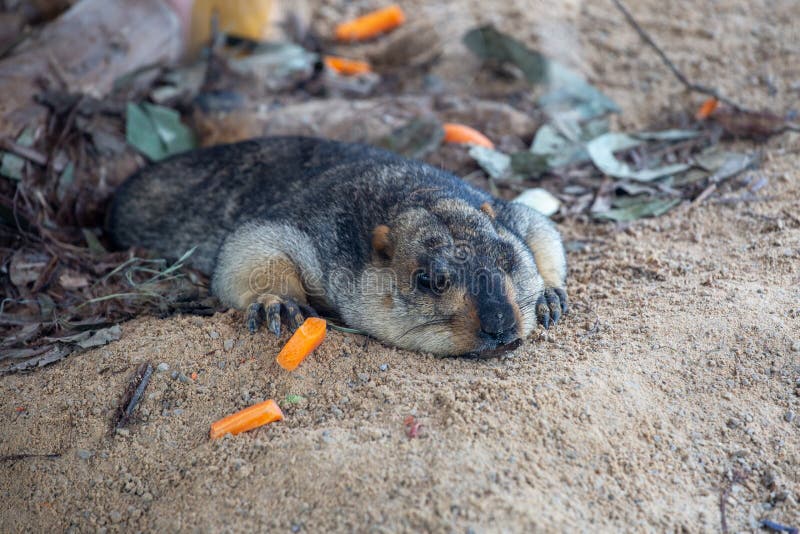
top-left (355, 198), bottom-right (543, 356)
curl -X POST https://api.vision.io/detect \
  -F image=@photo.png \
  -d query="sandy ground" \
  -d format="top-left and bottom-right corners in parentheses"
top-left (2, 0), bottom-right (799, 532)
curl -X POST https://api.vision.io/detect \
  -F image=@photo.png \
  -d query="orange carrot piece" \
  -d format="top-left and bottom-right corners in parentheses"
top-left (276, 317), bottom-right (327, 371)
top-left (209, 399), bottom-right (284, 439)
top-left (324, 55), bottom-right (373, 76)
top-left (335, 4), bottom-right (406, 42)
top-left (695, 97), bottom-right (718, 120)
top-left (442, 123), bottom-right (495, 149)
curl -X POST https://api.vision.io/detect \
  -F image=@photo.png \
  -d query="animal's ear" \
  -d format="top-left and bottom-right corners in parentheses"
top-left (372, 224), bottom-right (394, 260)
top-left (480, 202), bottom-right (496, 220)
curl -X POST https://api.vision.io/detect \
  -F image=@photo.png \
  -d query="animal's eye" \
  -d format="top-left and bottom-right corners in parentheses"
top-left (415, 271), bottom-right (432, 292)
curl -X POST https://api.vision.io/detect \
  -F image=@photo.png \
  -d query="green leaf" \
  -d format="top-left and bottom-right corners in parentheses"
top-left (126, 102), bottom-right (196, 161)
top-left (378, 118), bottom-right (444, 159)
top-left (586, 132), bottom-right (688, 181)
top-left (529, 124), bottom-right (588, 168)
top-left (0, 128), bottom-right (36, 180)
top-left (126, 103), bottom-right (165, 161)
top-left (463, 25), bottom-right (548, 83)
top-left (468, 145), bottom-right (510, 179)
top-left (510, 151), bottom-right (549, 177)
top-left (694, 148), bottom-right (757, 182)
top-left (463, 25), bottom-right (618, 120)
top-left (594, 198), bottom-right (681, 221)
top-left (142, 103), bottom-right (196, 155)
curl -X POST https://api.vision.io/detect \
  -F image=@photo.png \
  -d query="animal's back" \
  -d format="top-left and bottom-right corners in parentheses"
top-left (108, 137), bottom-right (401, 271)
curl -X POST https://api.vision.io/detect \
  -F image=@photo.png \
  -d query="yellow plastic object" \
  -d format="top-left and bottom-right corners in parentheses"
top-left (190, 0), bottom-right (273, 52)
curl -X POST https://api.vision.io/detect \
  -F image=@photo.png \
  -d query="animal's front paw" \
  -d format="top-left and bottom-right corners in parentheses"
top-left (245, 295), bottom-right (317, 336)
top-left (536, 287), bottom-right (568, 329)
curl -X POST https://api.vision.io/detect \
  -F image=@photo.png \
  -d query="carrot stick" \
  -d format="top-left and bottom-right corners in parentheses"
top-left (276, 317), bottom-right (327, 371)
top-left (335, 4), bottom-right (406, 42)
top-left (695, 97), bottom-right (718, 120)
top-left (209, 399), bottom-right (284, 439)
top-left (442, 123), bottom-right (495, 149)
top-left (324, 55), bottom-right (373, 76)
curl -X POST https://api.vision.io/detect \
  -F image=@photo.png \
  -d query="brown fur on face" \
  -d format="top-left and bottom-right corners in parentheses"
top-left (350, 200), bottom-right (542, 356)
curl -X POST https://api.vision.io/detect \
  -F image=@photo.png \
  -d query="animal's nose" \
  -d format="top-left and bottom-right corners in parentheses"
top-left (478, 300), bottom-right (517, 341)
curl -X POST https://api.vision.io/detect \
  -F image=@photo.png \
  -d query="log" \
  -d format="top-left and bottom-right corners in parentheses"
top-left (0, 0), bottom-right (183, 137)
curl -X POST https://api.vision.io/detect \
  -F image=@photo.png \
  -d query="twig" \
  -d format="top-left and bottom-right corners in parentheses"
top-left (0, 138), bottom-right (49, 167)
top-left (610, 0), bottom-right (751, 112)
top-left (115, 362), bottom-right (153, 429)
top-left (691, 182), bottom-right (717, 207)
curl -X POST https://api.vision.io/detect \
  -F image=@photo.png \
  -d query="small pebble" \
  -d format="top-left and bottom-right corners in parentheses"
top-left (218, 361), bottom-right (226, 370)
top-left (115, 428), bottom-right (130, 437)
top-left (379, 364), bottom-right (389, 372)
top-left (76, 449), bottom-right (93, 460)
top-left (331, 406), bottom-right (344, 418)
top-left (156, 362), bottom-right (169, 372)
top-left (178, 373), bottom-right (190, 383)
top-left (109, 511), bottom-right (122, 524)
top-left (321, 430), bottom-right (334, 443)
top-left (291, 524), bottom-right (301, 533)
top-left (173, 408), bottom-right (184, 416)
top-left (170, 371), bottom-right (179, 380)
top-left (209, 331), bottom-right (220, 340)
top-left (357, 372), bottom-right (370, 383)
top-left (785, 410), bottom-right (796, 423)
top-left (223, 339), bottom-right (235, 351)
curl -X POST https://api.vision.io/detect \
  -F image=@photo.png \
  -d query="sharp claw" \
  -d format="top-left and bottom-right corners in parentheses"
top-left (536, 294), bottom-right (551, 329)
top-left (550, 307), bottom-right (561, 325)
top-left (555, 288), bottom-right (569, 315)
top-left (246, 303), bottom-right (265, 334)
top-left (267, 302), bottom-right (282, 337)
top-left (280, 299), bottom-right (305, 332)
top-left (545, 289), bottom-right (562, 326)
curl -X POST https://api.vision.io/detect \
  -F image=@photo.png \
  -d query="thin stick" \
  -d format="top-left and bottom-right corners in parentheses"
top-left (610, 0), bottom-right (751, 112)
top-left (0, 138), bottom-right (49, 167)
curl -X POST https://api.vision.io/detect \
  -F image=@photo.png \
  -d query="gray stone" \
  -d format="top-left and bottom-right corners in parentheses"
top-left (156, 362), bottom-right (169, 372)
top-left (785, 410), bottom-right (796, 423)
top-left (223, 339), bottom-right (235, 351)
top-left (209, 331), bottom-right (220, 340)
top-left (76, 449), bottom-right (93, 460)
top-left (379, 364), bottom-right (389, 372)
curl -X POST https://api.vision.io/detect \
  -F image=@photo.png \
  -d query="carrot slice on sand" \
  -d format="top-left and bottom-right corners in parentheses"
top-left (209, 399), bottom-right (284, 439)
top-left (695, 97), bottom-right (719, 120)
top-left (276, 317), bottom-right (327, 371)
top-left (335, 4), bottom-right (406, 42)
top-left (324, 55), bottom-right (373, 76)
top-left (442, 123), bottom-right (495, 149)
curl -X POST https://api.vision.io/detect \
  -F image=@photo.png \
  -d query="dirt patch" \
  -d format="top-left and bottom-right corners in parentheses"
top-left (2, 0), bottom-right (799, 531)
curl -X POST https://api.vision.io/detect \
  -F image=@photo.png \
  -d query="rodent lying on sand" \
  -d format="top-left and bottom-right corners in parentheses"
top-left (109, 136), bottom-right (568, 356)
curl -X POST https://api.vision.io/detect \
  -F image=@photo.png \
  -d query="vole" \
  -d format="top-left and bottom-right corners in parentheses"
top-left (109, 136), bottom-right (567, 356)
